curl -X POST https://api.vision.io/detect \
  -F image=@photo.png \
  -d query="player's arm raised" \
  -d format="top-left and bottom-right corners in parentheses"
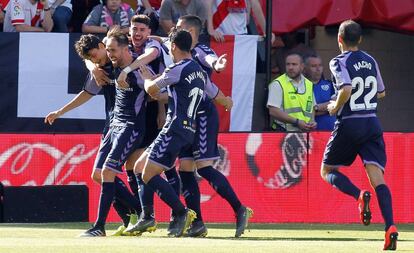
top-left (118, 47), bottom-right (160, 87)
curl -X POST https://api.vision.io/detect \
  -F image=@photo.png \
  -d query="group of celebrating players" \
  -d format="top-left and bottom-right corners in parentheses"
top-left (45, 16), bottom-right (398, 250)
top-left (45, 14), bottom-right (253, 239)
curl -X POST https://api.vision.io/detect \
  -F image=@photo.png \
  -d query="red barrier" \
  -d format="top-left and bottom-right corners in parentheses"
top-left (0, 133), bottom-right (413, 223)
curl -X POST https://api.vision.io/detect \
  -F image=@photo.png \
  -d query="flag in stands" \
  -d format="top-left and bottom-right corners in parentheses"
top-left (210, 35), bottom-right (258, 132)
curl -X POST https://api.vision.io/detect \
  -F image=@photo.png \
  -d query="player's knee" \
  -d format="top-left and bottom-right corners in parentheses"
top-left (179, 159), bottom-right (195, 172)
top-left (101, 168), bottom-right (116, 182)
top-left (196, 160), bottom-right (213, 170)
top-left (91, 170), bottom-right (102, 184)
top-left (365, 164), bottom-right (385, 188)
top-left (133, 153), bottom-right (147, 174)
top-left (134, 160), bottom-right (144, 174)
top-left (142, 172), bottom-right (151, 184)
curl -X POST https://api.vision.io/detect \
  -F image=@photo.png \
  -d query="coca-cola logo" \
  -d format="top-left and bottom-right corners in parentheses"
top-left (0, 142), bottom-right (98, 186)
top-left (245, 133), bottom-right (313, 189)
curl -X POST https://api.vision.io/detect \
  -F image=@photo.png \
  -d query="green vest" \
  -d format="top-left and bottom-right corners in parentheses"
top-left (271, 74), bottom-right (314, 130)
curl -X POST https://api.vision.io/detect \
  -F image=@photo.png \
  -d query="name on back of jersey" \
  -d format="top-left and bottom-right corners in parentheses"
top-left (185, 71), bottom-right (206, 85)
top-left (353, 61), bottom-right (372, 71)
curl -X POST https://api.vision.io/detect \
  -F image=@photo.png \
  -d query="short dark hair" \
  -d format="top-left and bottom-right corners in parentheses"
top-left (178, 15), bottom-right (202, 35)
top-left (286, 52), bottom-right (304, 63)
top-left (74, 34), bottom-right (102, 60)
top-left (107, 26), bottom-right (129, 47)
top-left (131, 14), bottom-right (151, 28)
top-left (338, 20), bottom-right (362, 47)
top-left (304, 54), bottom-right (321, 65)
top-left (169, 29), bottom-right (192, 52)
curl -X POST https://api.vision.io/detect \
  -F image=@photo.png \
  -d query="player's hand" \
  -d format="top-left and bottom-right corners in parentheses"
top-left (92, 67), bottom-right (110, 86)
top-left (44, 110), bottom-right (62, 125)
top-left (138, 65), bottom-right (155, 80)
top-left (327, 100), bottom-right (338, 116)
top-left (117, 70), bottom-right (129, 89)
top-left (214, 54), bottom-right (227, 72)
top-left (224, 96), bottom-right (233, 111)
top-left (208, 28), bottom-right (225, 43)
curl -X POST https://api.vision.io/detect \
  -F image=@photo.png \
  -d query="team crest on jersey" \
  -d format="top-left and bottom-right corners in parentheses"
top-left (321, 84), bottom-right (330, 91)
top-left (13, 1), bottom-right (22, 16)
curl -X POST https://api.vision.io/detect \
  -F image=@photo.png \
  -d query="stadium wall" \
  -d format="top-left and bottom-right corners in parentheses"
top-left (0, 132), bottom-right (412, 224)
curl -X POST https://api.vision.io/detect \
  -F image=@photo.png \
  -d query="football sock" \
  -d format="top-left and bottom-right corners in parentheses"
top-left (198, 166), bottom-right (242, 213)
top-left (126, 169), bottom-right (139, 197)
top-left (136, 173), bottom-right (155, 218)
top-left (112, 198), bottom-right (130, 227)
top-left (114, 177), bottom-right (142, 215)
top-left (95, 182), bottom-right (115, 228)
top-left (165, 167), bottom-right (181, 196)
top-left (326, 170), bottom-right (360, 200)
top-left (375, 184), bottom-right (395, 231)
top-left (147, 175), bottom-right (186, 216)
top-left (180, 171), bottom-right (202, 222)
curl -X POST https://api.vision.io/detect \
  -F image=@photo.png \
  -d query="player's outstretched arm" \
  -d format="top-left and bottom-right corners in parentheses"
top-left (214, 90), bottom-right (233, 111)
top-left (148, 35), bottom-right (164, 43)
top-left (118, 47), bottom-right (160, 87)
top-left (44, 91), bottom-right (93, 125)
top-left (377, 91), bottom-right (386, 99)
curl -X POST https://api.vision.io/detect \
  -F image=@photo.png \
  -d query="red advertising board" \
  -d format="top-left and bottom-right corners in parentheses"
top-left (0, 133), bottom-right (413, 223)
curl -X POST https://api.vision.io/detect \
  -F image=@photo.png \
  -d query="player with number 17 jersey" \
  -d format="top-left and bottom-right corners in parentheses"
top-left (147, 58), bottom-right (206, 169)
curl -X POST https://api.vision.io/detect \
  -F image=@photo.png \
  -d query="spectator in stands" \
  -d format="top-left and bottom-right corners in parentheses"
top-left (304, 54), bottom-right (336, 131)
top-left (205, 0), bottom-right (275, 43)
top-left (48, 0), bottom-right (72, 32)
top-left (158, 0), bottom-right (206, 35)
top-left (267, 53), bottom-right (317, 132)
top-left (137, 0), bottom-right (158, 13)
top-left (145, 0), bottom-right (161, 10)
top-left (70, 0), bottom-right (100, 32)
top-left (136, 0), bottom-right (159, 33)
top-left (3, 0), bottom-right (53, 32)
top-left (82, 0), bottom-right (134, 34)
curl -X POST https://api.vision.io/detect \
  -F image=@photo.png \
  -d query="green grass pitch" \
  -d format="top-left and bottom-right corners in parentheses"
top-left (0, 223), bottom-right (413, 253)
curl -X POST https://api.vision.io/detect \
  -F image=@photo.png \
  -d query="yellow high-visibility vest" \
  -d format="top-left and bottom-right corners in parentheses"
top-left (272, 74), bottom-right (314, 130)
